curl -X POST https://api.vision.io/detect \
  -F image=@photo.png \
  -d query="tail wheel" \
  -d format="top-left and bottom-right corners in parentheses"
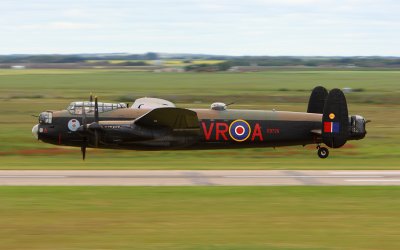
top-left (317, 147), bottom-right (329, 159)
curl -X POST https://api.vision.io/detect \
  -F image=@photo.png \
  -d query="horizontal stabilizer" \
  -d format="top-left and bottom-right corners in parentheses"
top-left (322, 89), bottom-right (349, 148)
top-left (307, 86), bottom-right (328, 114)
top-left (134, 107), bottom-right (200, 134)
top-left (310, 129), bottom-right (322, 136)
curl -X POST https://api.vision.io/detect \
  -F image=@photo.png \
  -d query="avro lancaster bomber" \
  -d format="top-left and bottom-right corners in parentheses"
top-left (32, 87), bottom-right (367, 159)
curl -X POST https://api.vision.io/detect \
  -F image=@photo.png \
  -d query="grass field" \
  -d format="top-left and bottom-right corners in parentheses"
top-left (1, 70), bottom-right (399, 250)
top-left (0, 69), bottom-right (399, 169)
top-left (0, 186), bottom-right (399, 250)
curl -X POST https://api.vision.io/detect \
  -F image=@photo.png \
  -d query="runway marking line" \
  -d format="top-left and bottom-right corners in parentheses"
top-left (223, 175), bottom-right (383, 178)
top-left (331, 171), bottom-right (400, 175)
top-left (346, 179), bottom-right (400, 182)
top-left (0, 175), bottom-right (66, 178)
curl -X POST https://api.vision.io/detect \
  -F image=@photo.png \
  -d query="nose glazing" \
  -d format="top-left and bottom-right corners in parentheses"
top-left (32, 124), bottom-right (39, 139)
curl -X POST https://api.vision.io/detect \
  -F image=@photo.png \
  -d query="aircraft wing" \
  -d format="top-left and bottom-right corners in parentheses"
top-left (134, 107), bottom-right (200, 134)
top-left (98, 120), bottom-right (133, 126)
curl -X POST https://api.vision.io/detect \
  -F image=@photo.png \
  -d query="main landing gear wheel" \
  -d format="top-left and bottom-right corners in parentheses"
top-left (317, 147), bottom-right (329, 159)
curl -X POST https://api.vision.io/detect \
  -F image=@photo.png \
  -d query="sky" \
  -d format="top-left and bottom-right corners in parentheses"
top-left (1, 0), bottom-right (400, 56)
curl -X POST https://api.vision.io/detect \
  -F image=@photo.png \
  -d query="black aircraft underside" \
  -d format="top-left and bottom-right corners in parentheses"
top-left (37, 119), bottom-right (321, 150)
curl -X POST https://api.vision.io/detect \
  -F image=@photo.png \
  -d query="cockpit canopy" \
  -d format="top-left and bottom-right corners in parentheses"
top-left (67, 101), bottom-right (127, 115)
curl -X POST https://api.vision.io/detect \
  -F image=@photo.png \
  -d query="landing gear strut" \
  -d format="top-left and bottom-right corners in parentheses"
top-left (317, 145), bottom-right (329, 159)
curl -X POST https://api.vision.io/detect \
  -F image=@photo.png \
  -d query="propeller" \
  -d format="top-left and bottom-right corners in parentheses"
top-left (77, 94), bottom-right (102, 160)
top-left (93, 96), bottom-right (100, 148)
top-left (81, 100), bottom-right (88, 160)
top-left (81, 142), bottom-right (86, 160)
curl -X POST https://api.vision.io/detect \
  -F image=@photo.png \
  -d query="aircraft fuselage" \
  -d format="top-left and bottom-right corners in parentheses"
top-left (33, 108), bottom-right (362, 150)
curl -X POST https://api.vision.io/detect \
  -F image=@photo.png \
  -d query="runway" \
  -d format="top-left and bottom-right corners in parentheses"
top-left (1, 170), bottom-right (400, 186)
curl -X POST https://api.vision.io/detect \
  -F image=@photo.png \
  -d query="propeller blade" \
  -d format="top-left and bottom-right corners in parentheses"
top-left (81, 100), bottom-right (88, 160)
top-left (94, 96), bottom-right (99, 123)
top-left (92, 96), bottom-right (100, 148)
top-left (82, 101), bottom-right (87, 128)
top-left (81, 145), bottom-right (86, 160)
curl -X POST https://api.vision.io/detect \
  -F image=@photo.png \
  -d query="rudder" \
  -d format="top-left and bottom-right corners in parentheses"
top-left (322, 88), bottom-right (349, 148)
top-left (307, 86), bottom-right (328, 114)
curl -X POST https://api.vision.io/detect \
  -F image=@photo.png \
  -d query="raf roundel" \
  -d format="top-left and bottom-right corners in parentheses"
top-left (229, 119), bottom-right (251, 142)
top-left (68, 119), bottom-right (80, 132)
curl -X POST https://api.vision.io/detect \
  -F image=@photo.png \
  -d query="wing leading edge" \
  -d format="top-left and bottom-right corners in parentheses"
top-left (134, 107), bottom-right (200, 134)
